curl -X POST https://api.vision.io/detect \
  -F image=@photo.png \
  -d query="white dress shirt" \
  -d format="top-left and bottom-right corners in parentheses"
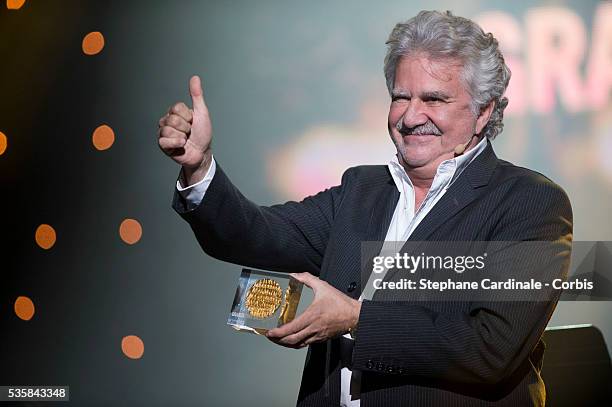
top-left (174, 137), bottom-right (488, 406)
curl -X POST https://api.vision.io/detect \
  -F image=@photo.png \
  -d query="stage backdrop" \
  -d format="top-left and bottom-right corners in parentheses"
top-left (1, 0), bottom-right (611, 405)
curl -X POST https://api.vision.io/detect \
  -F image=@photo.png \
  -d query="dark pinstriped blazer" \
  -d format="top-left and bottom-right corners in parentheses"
top-left (173, 141), bottom-right (573, 406)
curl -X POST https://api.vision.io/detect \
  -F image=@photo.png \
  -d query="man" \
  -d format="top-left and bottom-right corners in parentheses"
top-left (158, 10), bottom-right (572, 406)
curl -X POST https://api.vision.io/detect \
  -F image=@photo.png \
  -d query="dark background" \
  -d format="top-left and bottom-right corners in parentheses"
top-left (1, 1), bottom-right (611, 406)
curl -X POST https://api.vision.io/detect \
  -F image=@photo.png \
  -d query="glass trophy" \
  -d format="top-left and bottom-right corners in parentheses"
top-left (227, 268), bottom-right (303, 335)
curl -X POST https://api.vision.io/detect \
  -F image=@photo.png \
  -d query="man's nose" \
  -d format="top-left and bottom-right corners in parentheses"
top-left (399, 100), bottom-right (428, 129)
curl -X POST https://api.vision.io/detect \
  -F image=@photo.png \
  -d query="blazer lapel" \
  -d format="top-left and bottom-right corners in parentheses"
top-left (357, 170), bottom-right (399, 294)
top-left (366, 173), bottom-right (399, 243)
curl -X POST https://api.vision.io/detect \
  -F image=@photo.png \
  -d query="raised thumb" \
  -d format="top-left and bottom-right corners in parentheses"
top-left (189, 75), bottom-right (206, 113)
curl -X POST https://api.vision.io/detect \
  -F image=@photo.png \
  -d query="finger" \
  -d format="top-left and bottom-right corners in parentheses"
top-left (267, 311), bottom-right (313, 339)
top-left (267, 335), bottom-right (307, 349)
top-left (303, 335), bottom-right (322, 347)
top-left (159, 136), bottom-right (186, 151)
top-left (290, 272), bottom-right (323, 292)
top-left (273, 328), bottom-right (317, 348)
top-left (168, 102), bottom-right (193, 123)
top-left (159, 126), bottom-right (187, 140)
top-left (189, 75), bottom-right (206, 114)
top-left (164, 114), bottom-right (191, 133)
top-left (158, 114), bottom-right (169, 128)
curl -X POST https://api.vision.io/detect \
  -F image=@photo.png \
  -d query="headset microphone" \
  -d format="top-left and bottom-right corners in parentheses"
top-left (454, 134), bottom-right (477, 156)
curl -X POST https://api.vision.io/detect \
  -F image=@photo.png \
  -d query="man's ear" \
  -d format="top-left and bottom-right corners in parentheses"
top-left (475, 100), bottom-right (495, 135)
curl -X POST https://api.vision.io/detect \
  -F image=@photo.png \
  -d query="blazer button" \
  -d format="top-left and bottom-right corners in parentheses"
top-left (347, 282), bottom-right (357, 292)
top-left (376, 362), bottom-right (385, 371)
top-left (386, 366), bottom-right (395, 374)
top-left (366, 360), bottom-right (374, 369)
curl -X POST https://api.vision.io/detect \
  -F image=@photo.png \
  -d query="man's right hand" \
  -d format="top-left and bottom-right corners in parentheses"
top-left (158, 75), bottom-right (213, 186)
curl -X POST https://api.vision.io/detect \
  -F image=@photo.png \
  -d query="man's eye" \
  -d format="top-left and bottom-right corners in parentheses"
top-left (424, 97), bottom-right (446, 105)
top-left (392, 96), bottom-right (409, 102)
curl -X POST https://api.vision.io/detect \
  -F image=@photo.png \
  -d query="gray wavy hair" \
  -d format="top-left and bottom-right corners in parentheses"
top-left (384, 10), bottom-right (510, 139)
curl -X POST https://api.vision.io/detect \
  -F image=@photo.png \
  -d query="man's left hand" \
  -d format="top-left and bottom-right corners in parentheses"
top-left (266, 272), bottom-right (361, 349)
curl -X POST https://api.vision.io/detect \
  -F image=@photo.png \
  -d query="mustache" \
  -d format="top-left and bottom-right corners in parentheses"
top-left (396, 120), bottom-right (442, 136)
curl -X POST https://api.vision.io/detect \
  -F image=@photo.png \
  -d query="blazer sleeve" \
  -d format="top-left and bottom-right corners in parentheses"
top-left (351, 178), bottom-right (573, 385)
top-left (173, 162), bottom-right (347, 275)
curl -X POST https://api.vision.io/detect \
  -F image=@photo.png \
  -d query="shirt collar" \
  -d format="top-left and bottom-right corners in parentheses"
top-left (388, 136), bottom-right (488, 193)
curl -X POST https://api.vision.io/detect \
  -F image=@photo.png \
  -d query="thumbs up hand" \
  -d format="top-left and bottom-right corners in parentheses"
top-left (158, 75), bottom-right (213, 184)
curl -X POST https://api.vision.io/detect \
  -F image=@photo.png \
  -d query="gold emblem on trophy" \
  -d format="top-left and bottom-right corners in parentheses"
top-left (245, 278), bottom-right (282, 319)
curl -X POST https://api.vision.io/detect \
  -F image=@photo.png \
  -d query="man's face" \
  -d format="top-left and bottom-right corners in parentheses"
top-left (388, 54), bottom-right (486, 171)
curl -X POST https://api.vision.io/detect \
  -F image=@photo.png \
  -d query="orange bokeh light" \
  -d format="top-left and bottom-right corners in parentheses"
top-left (0, 131), bottom-right (7, 155)
top-left (6, 0), bottom-right (26, 10)
top-left (121, 335), bottom-right (144, 359)
top-left (82, 31), bottom-right (105, 55)
top-left (119, 218), bottom-right (142, 244)
top-left (35, 224), bottom-right (56, 249)
top-left (92, 125), bottom-right (115, 150)
top-left (14, 296), bottom-right (35, 321)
